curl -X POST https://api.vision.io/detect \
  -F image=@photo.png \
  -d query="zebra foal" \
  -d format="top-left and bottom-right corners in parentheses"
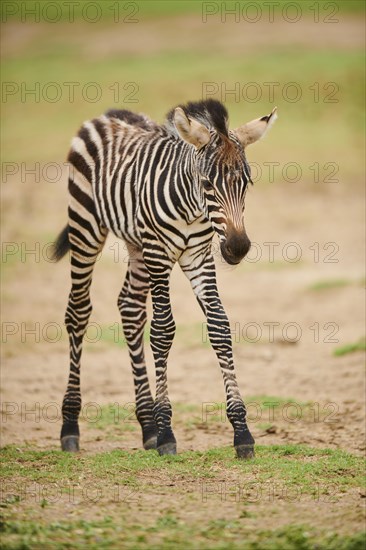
top-left (52, 99), bottom-right (277, 458)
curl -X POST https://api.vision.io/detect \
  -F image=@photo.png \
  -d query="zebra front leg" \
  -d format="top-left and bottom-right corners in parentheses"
top-left (147, 266), bottom-right (177, 455)
top-left (118, 247), bottom-right (157, 450)
top-left (61, 225), bottom-right (107, 452)
top-left (180, 253), bottom-right (255, 459)
top-left (205, 304), bottom-right (255, 459)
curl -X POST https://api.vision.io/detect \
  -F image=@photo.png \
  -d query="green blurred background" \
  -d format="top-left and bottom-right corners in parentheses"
top-left (1, 0), bottom-right (364, 172)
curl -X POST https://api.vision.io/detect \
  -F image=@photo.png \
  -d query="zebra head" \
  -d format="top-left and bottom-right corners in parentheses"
top-left (173, 100), bottom-right (277, 265)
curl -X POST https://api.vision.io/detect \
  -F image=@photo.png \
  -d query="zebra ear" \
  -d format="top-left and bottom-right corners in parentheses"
top-left (234, 107), bottom-right (277, 147)
top-left (173, 107), bottom-right (211, 149)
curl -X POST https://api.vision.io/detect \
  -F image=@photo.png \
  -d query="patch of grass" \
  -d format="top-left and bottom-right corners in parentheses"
top-left (0, 515), bottom-right (365, 550)
top-left (257, 422), bottom-right (275, 431)
top-left (1, 444), bottom-right (364, 549)
top-left (1, 0), bottom-right (363, 24)
top-left (1, 444), bottom-right (363, 492)
top-left (198, 396), bottom-right (313, 425)
top-left (0, 515), bottom-right (118, 550)
top-left (0, 0), bottom-right (203, 23)
top-left (247, 396), bottom-right (310, 410)
top-left (308, 279), bottom-right (351, 291)
top-left (174, 403), bottom-right (201, 415)
top-left (247, 395), bottom-right (312, 424)
top-left (333, 338), bottom-right (366, 356)
top-left (83, 402), bottom-right (138, 437)
top-left (175, 396), bottom-right (327, 432)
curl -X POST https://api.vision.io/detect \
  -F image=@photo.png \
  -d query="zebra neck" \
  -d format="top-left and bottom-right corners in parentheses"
top-left (168, 141), bottom-right (204, 223)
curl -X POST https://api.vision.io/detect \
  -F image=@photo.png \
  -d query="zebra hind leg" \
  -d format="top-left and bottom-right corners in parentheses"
top-left (118, 246), bottom-right (158, 450)
top-left (60, 224), bottom-right (108, 452)
top-left (147, 265), bottom-right (177, 456)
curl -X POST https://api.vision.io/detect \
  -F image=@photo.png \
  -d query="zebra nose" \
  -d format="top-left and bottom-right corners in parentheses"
top-left (221, 230), bottom-right (251, 264)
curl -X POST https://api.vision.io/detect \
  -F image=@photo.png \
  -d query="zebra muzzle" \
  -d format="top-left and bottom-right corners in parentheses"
top-left (220, 230), bottom-right (251, 265)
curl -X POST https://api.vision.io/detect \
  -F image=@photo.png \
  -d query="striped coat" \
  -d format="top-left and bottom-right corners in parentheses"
top-left (53, 99), bottom-right (277, 458)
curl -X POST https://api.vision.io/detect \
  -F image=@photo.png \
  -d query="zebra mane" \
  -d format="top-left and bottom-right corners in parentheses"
top-left (165, 99), bottom-right (229, 138)
top-left (105, 109), bottom-right (157, 131)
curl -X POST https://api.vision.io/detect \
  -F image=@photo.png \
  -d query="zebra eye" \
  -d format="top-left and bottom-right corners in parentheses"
top-left (202, 179), bottom-right (214, 191)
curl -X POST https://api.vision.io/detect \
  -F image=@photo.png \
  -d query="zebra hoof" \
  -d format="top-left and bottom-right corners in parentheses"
top-left (61, 435), bottom-right (80, 452)
top-left (157, 442), bottom-right (177, 456)
top-left (235, 444), bottom-right (255, 459)
top-left (143, 435), bottom-right (158, 450)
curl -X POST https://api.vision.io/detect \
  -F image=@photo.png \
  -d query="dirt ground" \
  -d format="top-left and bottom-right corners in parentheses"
top-left (1, 175), bottom-right (365, 456)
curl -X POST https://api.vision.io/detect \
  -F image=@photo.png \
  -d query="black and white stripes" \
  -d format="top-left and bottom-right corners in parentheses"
top-left (53, 99), bottom-right (277, 458)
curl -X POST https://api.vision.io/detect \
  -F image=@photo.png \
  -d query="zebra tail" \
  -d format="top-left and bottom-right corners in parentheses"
top-left (51, 225), bottom-right (70, 261)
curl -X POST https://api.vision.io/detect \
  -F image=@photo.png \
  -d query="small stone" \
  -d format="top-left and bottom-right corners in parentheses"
top-left (265, 425), bottom-right (277, 434)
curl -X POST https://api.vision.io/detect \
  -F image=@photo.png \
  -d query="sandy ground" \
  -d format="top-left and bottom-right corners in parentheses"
top-left (1, 175), bottom-right (365, 456)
